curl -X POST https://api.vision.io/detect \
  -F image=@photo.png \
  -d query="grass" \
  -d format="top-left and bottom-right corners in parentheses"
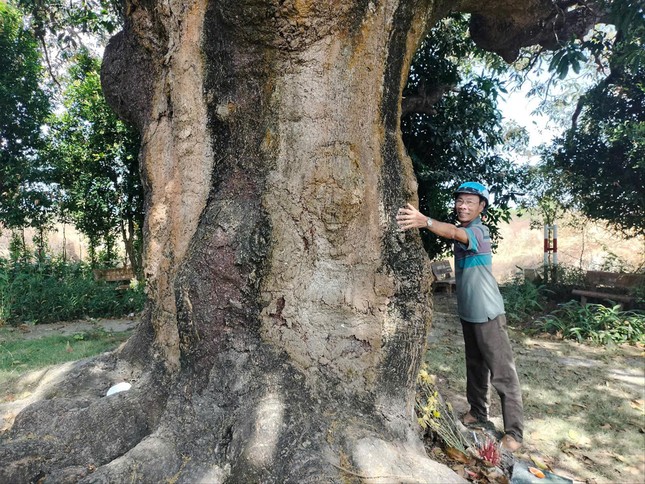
top-left (0, 328), bottom-right (130, 400)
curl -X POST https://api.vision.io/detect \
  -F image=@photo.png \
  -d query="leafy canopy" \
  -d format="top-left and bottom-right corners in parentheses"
top-left (402, 15), bottom-right (526, 258)
top-left (539, 0), bottom-right (645, 237)
top-left (13, 0), bottom-right (120, 53)
top-left (46, 51), bottom-right (143, 267)
top-left (0, 2), bottom-right (51, 230)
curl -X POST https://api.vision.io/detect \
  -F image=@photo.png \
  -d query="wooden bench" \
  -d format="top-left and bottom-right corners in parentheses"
top-left (571, 271), bottom-right (644, 307)
top-left (431, 260), bottom-right (456, 294)
top-left (93, 267), bottom-right (135, 290)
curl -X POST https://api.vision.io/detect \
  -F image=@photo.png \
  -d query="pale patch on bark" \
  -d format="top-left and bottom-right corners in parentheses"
top-left (245, 391), bottom-right (285, 467)
top-left (259, 1), bottom-right (428, 394)
top-left (141, 1), bottom-right (214, 368)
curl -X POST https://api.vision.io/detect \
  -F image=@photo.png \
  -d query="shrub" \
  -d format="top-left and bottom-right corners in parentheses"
top-left (537, 300), bottom-right (645, 345)
top-left (547, 264), bottom-right (587, 302)
top-left (0, 257), bottom-right (145, 326)
top-left (500, 276), bottom-right (549, 325)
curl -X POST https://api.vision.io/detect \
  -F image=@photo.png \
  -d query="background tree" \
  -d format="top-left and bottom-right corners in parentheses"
top-left (547, 61), bottom-right (644, 237)
top-left (0, 1), bottom-right (617, 482)
top-left (0, 2), bottom-right (52, 255)
top-left (516, 1), bottom-right (645, 239)
top-left (46, 51), bottom-right (144, 271)
top-left (402, 15), bottom-right (528, 258)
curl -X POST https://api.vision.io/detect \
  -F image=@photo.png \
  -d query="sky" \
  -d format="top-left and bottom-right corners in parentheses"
top-left (499, 89), bottom-right (557, 150)
top-left (496, 53), bottom-right (606, 158)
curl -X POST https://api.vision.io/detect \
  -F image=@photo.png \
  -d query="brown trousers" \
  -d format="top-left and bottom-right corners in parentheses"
top-left (461, 314), bottom-right (524, 441)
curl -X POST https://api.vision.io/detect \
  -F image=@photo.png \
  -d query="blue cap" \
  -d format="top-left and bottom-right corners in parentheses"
top-left (453, 182), bottom-right (490, 208)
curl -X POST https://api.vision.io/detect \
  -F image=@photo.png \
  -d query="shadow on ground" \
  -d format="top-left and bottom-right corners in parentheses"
top-left (426, 292), bottom-right (645, 483)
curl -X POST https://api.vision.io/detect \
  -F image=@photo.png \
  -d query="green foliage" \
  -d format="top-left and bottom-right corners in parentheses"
top-left (551, 264), bottom-right (586, 286)
top-left (526, 1), bottom-right (645, 237)
top-left (536, 263), bottom-right (587, 303)
top-left (537, 2), bottom-right (644, 89)
top-left (606, 0), bottom-right (645, 74)
top-left (0, 257), bottom-right (145, 326)
top-left (14, 0), bottom-right (121, 53)
top-left (46, 51), bottom-right (144, 270)
top-left (403, 15), bottom-right (526, 258)
top-left (546, 67), bottom-right (645, 236)
top-left (500, 276), bottom-right (548, 325)
top-left (520, 163), bottom-right (573, 229)
top-left (548, 44), bottom-right (588, 80)
top-left (538, 301), bottom-right (645, 345)
top-left (2, 5), bottom-right (142, 272)
top-left (0, 3), bottom-right (52, 231)
top-left (595, 249), bottom-right (640, 273)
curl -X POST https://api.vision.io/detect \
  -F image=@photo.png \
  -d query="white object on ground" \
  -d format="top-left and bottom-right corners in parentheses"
top-left (106, 382), bottom-right (132, 396)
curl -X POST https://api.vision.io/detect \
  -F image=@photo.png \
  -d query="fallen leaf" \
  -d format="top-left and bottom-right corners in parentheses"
top-left (529, 467), bottom-right (546, 479)
top-left (530, 454), bottom-right (552, 471)
top-left (559, 441), bottom-right (581, 457)
top-left (445, 446), bottom-right (473, 464)
top-left (629, 399), bottom-right (644, 411)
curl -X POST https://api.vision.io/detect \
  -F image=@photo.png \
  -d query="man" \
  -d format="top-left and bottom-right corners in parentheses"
top-left (396, 181), bottom-right (523, 452)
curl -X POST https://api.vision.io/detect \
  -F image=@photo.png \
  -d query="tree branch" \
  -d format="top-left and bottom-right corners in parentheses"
top-left (465, 0), bottom-right (612, 62)
top-left (570, 96), bottom-right (583, 131)
top-left (37, 35), bottom-right (62, 91)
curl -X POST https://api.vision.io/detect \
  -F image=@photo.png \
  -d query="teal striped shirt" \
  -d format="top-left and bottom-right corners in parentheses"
top-left (454, 217), bottom-right (505, 323)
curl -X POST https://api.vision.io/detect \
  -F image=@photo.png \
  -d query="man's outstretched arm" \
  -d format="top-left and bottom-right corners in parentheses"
top-left (396, 203), bottom-right (468, 245)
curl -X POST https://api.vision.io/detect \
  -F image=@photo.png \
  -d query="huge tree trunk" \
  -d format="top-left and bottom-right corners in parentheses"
top-left (0, 1), bottom-right (604, 482)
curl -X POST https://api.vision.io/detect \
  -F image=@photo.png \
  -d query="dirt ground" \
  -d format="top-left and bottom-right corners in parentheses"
top-left (3, 317), bottom-right (139, 340)
top-left (2, 298), bottom-right (644, 483)
top-left (428, 293), bottom-right (645, 484)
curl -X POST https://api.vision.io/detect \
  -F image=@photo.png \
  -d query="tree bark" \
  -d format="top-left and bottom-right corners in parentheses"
top-left (0, 1), bottom-right (604, 482)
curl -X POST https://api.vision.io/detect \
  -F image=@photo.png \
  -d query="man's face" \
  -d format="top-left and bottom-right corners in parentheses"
top-left (454, 194), bottom-right (485, 224)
